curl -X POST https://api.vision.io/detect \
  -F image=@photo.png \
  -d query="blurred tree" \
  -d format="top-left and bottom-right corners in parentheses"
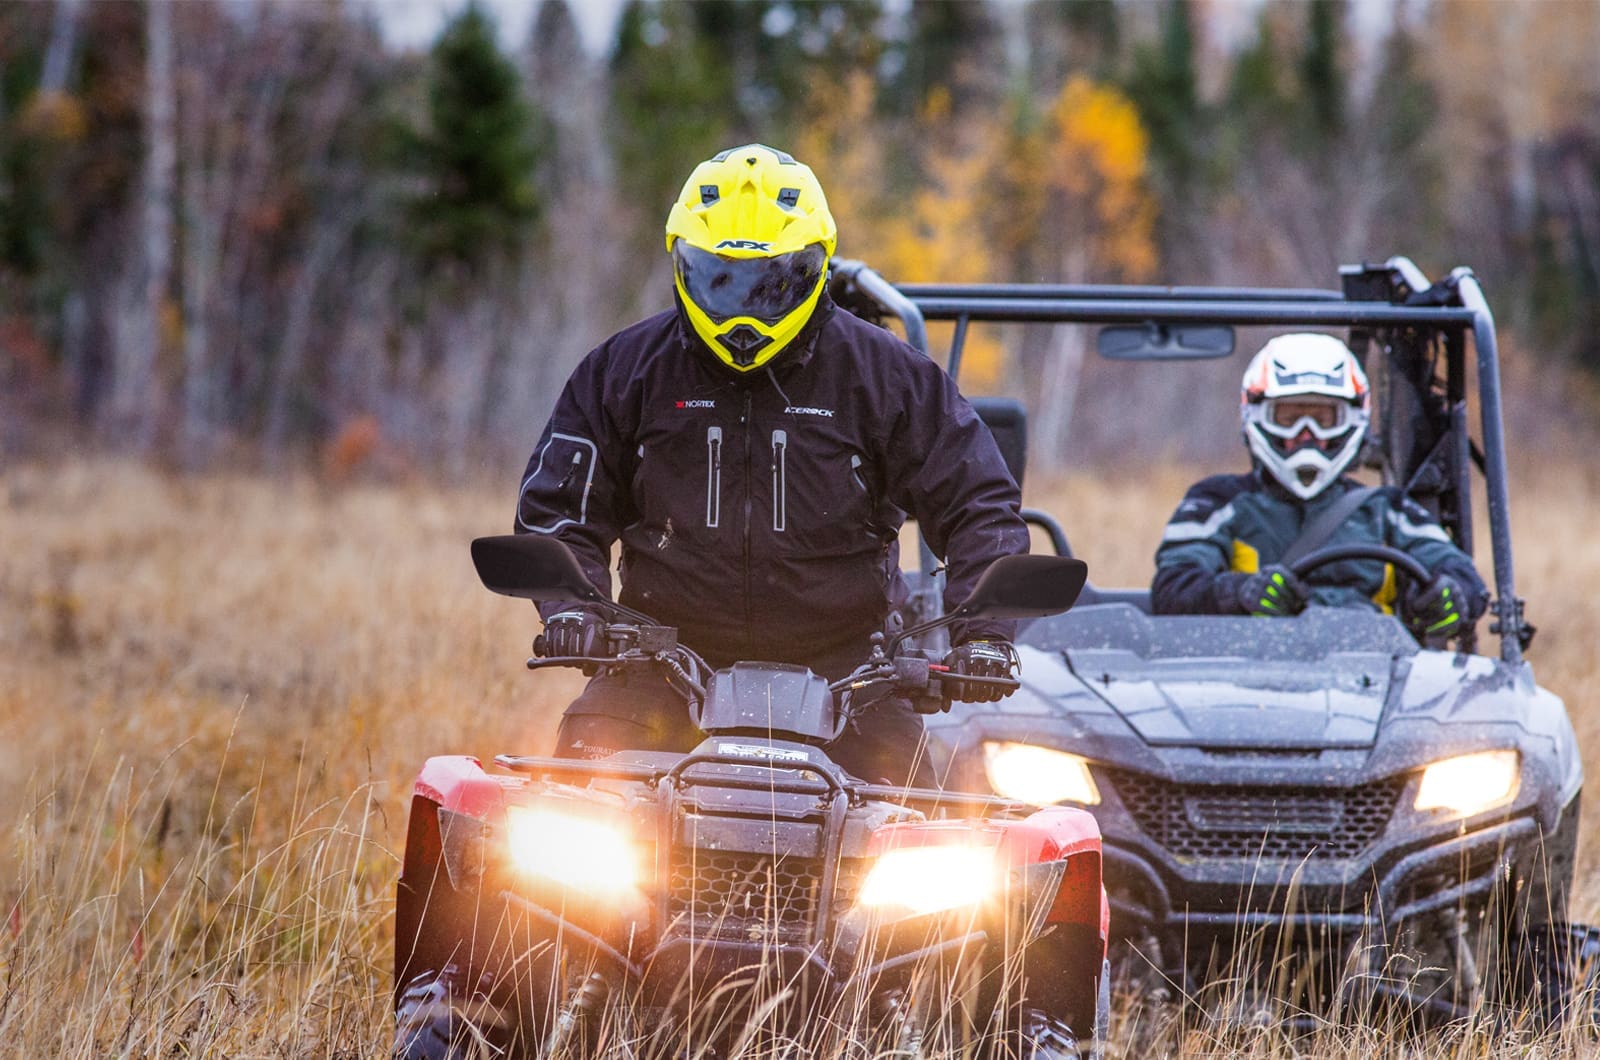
top-left (1022, 0), bottom-right (1120, 96)
top-left (1024, 76), bottom-right (1157, 460)
top-left (1123, 0), bottom-right (1199, 201)
top-left (608, 1), bottom-right (729, 231)
top-left (405, 2), bottom-right (541, 275)
top-left (1299, 0), bottom-right (1345, 145)
top-left (107, 0), bottom-right (174, 451)
top-left (884, 0), bottom-right (1002, 119)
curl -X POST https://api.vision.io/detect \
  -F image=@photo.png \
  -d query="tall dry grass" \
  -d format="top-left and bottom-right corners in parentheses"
top-left (1, 457), bottom-right (1597, 1056)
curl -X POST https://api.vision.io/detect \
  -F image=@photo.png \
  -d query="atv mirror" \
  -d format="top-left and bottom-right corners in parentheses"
top-left (1097, 323), bottom-right (1235, 360)
top-left (954, 555), bottom-right (1088, 620)
top-left (470, 535), bottom-right (605, 604)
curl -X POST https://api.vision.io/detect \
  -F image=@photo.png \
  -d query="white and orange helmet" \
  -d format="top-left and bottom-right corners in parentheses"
top-left (1240, 334), bottom-right (1370, 500)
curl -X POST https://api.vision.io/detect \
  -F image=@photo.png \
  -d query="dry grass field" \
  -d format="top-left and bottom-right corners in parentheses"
top-left (2, 456), bottom-right (1599, 1057)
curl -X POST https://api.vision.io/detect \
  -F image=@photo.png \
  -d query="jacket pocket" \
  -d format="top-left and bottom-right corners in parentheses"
top-left (772, 429), bottom-right (788, 532)
top-left (517, 432), bottom-right (598, 534)
top-left (705, 426), bottom-right (722, 529)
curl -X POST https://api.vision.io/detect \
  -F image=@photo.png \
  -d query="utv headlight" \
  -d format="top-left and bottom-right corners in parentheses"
top-left (1415, 749), bottom-right (1520, 817)
top-left (859, 844), bottom-right (999, 916)
top-left (982, 742), bottom-right (1101, 806)
top-left (504, 805), bottom-right (639, 896)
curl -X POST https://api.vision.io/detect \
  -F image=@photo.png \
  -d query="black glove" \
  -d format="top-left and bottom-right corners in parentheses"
top-left (943, 639), bottom-right (1020, 704)
top-left (536, 610), bottom-right (606, 658)
top-left (1233, 566), bottom-right (1308, 617)
top-left (1406, 573), bottom-right (1465, 637)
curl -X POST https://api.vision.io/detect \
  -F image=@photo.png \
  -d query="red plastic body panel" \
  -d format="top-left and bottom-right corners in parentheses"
top-left (413, 755), bottom-right (524, 821)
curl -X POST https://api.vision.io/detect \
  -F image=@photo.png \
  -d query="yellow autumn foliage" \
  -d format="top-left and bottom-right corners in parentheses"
top-left (1030, 76), bottom-right (1159, 282)
top-left (796, 73), bottom-right (1006, 389)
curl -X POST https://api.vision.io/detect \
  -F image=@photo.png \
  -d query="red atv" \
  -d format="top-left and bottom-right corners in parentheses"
top-left (393, 534), bottom-right (1108, 1058)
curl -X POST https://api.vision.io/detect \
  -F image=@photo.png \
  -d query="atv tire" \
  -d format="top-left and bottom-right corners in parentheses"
top-left (1016, 1008), bottom-right (1081, 1060)
top-left (392, 970), bottom-right (499, 1060)
top-left (1517, 922), bottom-right (1600, 1031)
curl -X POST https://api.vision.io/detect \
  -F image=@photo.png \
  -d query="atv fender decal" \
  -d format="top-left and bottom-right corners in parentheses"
top-left (517, 432), bottom-right (598, 534)
top-left (717, 741), bottom-right (809, 762)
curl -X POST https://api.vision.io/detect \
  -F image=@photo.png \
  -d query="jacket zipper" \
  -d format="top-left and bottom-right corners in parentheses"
top-left (705, 426), bottom-right (722, 528)
top-left (741, 391), bottom-right (754, 658)
top-left (771, 430), bottom-right (788, 532)
top-left (850, 453), bottom-right (867, 492)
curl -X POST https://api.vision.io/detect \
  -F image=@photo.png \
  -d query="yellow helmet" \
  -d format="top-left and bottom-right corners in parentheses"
top-left (665, 144), bottom-right (837, 373)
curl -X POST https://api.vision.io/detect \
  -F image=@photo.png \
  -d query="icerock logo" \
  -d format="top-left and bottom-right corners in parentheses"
top-left (714, 239), bottom-right (772, 251)
top-left (784, 405), bottom-right (835, 418)
top-left (675, 400), bottom-right (716, 409)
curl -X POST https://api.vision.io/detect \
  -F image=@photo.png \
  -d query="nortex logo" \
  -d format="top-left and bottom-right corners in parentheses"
top-left (676, 399), bottom-right (716, 409)
top-left (784, 405), bottom-right (835, 418)
top-left (714, 239), bottom-right (772, 251)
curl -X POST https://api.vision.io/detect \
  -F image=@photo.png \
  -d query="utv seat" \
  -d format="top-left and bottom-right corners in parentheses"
top-left (970, 397), bottom-right (1155, 615)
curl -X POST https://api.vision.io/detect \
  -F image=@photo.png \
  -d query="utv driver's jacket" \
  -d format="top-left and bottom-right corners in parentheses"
top-left (1152, 471), bottom-right (1488, 618)
top-left (515, 298), bottom-right (1029, 671)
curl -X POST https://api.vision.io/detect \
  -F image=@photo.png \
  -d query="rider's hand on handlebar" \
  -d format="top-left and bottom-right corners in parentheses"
top-left (536, 610), bottom-right (606, 658)
top-left (1234, 566), bottom-right (1308, 617)
top-left (1406, 573), bottom-right (1464, 636)
top-left (943, 639), bottom-right (1020, 705)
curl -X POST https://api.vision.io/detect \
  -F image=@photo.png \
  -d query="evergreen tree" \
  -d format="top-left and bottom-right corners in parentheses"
top-left (405, 3), bottom-right (541, 275)
top-left (1299, 0), bottom-right (1345, 144)
top-left (1123, 0), bottom-right (1200, 198)
top-left (607, 1), bottom-right (729, 221)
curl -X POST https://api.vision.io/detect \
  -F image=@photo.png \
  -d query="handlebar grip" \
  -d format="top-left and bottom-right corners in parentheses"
top-left (945, 672), bottom-right (1020, 689)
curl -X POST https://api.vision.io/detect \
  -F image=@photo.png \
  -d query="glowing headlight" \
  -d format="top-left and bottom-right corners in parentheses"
top-left (982, 742), bottom-right (1101, 805)
top-left (504, 805), bottom-right (639, 895)
top-left (859, 844), bottom-right (999, 915)
top-left (1415, 749), bottom-right (1520, 817)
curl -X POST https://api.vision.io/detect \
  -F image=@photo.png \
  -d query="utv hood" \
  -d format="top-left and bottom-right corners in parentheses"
top-left (1066, 649), bottom-right (1395, 749)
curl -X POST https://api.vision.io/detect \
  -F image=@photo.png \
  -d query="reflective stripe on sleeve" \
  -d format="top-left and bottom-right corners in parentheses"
top-left (1162, 501), bottom-right (1236, 543)
top-left (1385, 508), bottom-right (1451, 544)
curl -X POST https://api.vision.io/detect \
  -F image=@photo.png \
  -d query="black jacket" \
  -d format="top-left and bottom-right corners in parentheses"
top-left (1152, 471), bottom-right (1488, 618)
top-left (515, 298), bottom-right (1030, 671)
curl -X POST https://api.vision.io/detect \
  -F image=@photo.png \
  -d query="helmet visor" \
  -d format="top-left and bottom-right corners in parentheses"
top-left (673, 242), bottom-right (828, 326)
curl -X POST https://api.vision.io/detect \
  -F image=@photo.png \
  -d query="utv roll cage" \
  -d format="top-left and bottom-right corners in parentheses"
top-left (827, 257), bottom-right (1531, 665)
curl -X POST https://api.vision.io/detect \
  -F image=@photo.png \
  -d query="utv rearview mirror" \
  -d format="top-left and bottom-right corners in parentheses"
top-left (1097, 323), bottom-right (1235, 361)
top-left (954, 554), bottom-right (1088, 620)
top-left (470, 535), bottom-right (604, 604)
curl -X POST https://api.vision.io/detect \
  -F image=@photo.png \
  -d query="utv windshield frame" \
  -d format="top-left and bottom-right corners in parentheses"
top-left (827, 257), bottom-right (1527, 665)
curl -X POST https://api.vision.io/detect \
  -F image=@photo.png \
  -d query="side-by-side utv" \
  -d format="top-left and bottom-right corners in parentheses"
top-left (829, 256), bottom-right (1593, 1025)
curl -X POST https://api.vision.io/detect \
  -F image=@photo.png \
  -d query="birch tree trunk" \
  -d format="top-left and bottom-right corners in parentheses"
top-left (110, 0), bottom-right (175, 451)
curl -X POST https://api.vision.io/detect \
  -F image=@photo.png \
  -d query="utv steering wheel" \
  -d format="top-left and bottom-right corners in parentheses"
top-left (1287, 543), bottom-right (1430, 585)
top-left (1287, 543), bottom-right (1466, 647)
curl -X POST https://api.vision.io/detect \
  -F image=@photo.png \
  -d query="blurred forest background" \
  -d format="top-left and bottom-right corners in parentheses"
top-left (3, 0), bottom-right (1600, 475)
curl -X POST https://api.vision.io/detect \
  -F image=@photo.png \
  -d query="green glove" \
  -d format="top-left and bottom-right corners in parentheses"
top-left (1234, 566), bottom-right (1308, 617)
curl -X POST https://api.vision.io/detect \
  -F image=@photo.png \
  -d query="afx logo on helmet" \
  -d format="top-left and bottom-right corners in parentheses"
top-left (665, 144), bottom-right (838, 374)
top-left (1240, 333), bottom-right (1370, 501)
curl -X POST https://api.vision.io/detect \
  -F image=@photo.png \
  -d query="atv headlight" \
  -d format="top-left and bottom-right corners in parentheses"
top-left (1415, 749), bottom-right (1520, 817)
top-left (982, 742), bottom-right (1101, 806)
top-left (859, 844), bottom-right (1000, 916)
top-left (504, 805), bottom-right (639, 896)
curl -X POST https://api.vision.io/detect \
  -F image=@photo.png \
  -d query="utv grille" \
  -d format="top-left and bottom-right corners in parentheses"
top-left (1106, 771), bottom-right (1403, 862)
top-left (666, 851), bottom-right (864, 942)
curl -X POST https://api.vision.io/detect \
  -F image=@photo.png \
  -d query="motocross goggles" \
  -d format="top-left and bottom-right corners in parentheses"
top-left (672, 242), bottom-right (828, 326)
top-left (1255, 395), bottom-right (1360, 444)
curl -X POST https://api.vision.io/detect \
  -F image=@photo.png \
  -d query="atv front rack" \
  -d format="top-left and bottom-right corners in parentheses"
top-left (492, 752), bottom-right (1033, 814)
